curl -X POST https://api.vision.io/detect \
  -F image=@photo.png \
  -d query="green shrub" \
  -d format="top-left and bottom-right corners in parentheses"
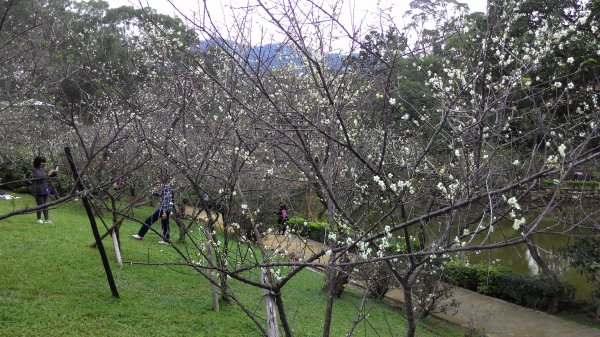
top-left (542, 179), bottom-right (600, 189)
top-left (390, 237), bottom-right (422, 254)
top-left (0, 152), bottom-right (31, 193)
top-left (562, 236), bottom-right (600, 304)
top-left (444, 261), bottom-right (480, 291)
top-left (181, 189), bottom-right (200, 205)
top-left (444, 261), bottom-right (572, 311)
top-left (489, 272), bottom-right (572, 309)
top-left (287, 216), bottom-right (327, 241)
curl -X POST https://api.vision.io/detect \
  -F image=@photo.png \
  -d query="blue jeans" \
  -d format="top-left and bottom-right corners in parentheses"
top-left (138, 209), bottom-right (170, 240)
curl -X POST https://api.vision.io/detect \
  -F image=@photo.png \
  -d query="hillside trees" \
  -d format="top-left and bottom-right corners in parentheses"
top-left (1, 0), bottom-right (600, 336)
top-left (164, 0), bottom-right (600, 336)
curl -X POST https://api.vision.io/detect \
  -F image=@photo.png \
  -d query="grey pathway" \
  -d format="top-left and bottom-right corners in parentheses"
top-left (263, 234), bottom-right (600, 337)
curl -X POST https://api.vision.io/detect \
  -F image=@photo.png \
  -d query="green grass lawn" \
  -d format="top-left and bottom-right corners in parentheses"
top-left (0, 194), bottom-right (466, 337)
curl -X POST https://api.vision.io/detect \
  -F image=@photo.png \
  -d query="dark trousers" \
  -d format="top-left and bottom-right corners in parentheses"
top-left (138, 209), bottom-right (170, 240)
top-left (35, 195), bottom-right (49, 220)
top-left (278, 218), bottom-right (287, 234)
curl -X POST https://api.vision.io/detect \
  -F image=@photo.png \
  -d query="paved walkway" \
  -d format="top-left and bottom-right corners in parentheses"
top-left (263, 234), bottom-right (600, 337)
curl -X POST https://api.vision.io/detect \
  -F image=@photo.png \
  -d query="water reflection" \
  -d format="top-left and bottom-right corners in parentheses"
top-left (525, 249), bottom-right (539, 275)
top-left (464, 220), bottom-right (593, 301)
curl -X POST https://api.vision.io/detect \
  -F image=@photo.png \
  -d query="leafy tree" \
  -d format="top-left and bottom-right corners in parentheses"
top-left (563, 236), bottom-right (600, 303)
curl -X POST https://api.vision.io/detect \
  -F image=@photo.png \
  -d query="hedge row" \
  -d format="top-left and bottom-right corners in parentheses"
top-left (542, 179), bottom-right (600, 189)
top-left (444, 261), bottom-right (573, 311)
top-left (286, 216), bottom-right (327, 242)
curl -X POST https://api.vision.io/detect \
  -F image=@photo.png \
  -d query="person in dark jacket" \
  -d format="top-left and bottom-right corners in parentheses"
top-left (277, 204), bottom-right (288, 235)
top-left (31, 156), bottom-right (58, 224)
top-left (132, 180), bottom-right (174, 244)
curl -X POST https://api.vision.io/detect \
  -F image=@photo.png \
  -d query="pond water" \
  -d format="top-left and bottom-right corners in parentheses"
top-left (463, 217), bottom-right (594, 301)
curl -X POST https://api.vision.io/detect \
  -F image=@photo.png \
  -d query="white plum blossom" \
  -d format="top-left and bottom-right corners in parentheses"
top-left (512, 159), bottom-right (520, 166)
top-left (436, 182), bottom-right (448, 195)
top-left (328, 232), bottom-right (337, 241)
top-left (397, 180), bottom-right (414, 194)
top-left (373, 175), bottom-right (386, 190)
top-left (513, 217), bottom-right (526, 230)
top-left (558, 144), bottom-right (566, 157)
top-left (357, 241), bottom-right (372, 259)
top-left (389, 98), bottom-right (397, 105)
top-left (507, 197), bottom-right (521, 210)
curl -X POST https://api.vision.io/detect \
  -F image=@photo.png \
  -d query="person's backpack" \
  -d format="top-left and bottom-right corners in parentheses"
top-left (281, 209), bottom-right (288, 220)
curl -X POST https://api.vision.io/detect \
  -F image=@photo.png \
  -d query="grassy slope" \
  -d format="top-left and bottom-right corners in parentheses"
top-left (0, 194), bottom-right (465, 337)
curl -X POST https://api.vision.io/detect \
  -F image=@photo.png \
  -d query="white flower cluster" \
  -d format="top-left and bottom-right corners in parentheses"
top-left (373, 175), bottom-right (386, 191)
top-left (390, 179), bottom-right (414, 194)
top-left (557, 144), bottom-right (566, 158)
top-left (272, 268), bottom-right (283, 282)
top-left (437, 178), bottom-right (460, 200)
top-left (328, 231), bottom-right (337, 242)
top-left (512, 217), bottom-right (526, 230)
top-left (506, 195), bottom-right (526, 230)
top-left (507, 197), bottom-right (520, 210)
top-left (357, 241), bottom-right (371, 260)
top-left (436, 182), bottom-right (447, 196)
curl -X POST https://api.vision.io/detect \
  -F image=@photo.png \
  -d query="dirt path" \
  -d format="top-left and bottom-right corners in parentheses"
top-left (262, 233), bottom-right (600, 337)
top-left (183, 206), bottom-right (223, 228)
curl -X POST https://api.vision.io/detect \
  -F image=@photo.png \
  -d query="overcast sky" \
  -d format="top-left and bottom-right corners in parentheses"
top-left (104, 0), bottom-right (487, 50)
top-left (105, 0), bottom-right (487, 17)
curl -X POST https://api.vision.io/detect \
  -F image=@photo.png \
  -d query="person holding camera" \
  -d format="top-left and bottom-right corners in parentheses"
top-left (31, 156), bottom-right (58, 224)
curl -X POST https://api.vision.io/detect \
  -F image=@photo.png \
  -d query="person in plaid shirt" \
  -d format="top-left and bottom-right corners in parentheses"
top-left (132, 181), bottom-right (174, 244)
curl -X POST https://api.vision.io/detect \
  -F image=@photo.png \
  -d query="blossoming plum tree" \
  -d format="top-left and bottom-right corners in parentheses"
top-left (2, 0), bottom-right (599, 336)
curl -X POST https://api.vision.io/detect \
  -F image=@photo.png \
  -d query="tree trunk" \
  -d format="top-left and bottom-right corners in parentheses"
top-left (91, 219), bottom-right (122, 248)
top-left (525, 240), bottom-right (562, 314)
top-left (205, 227), bottom-right (220, 312)
top-left (401, 280), bottom-right (417, 337)
top-left (111, 230), bottom-right (122, 269)
top-left (261, 271), bottom-right (281, 337)
top-left (323, 266), bottom-right (350, 298)
top-left (322, 267), bottom-right (336, 337)
top-left (219, 209), bottom-right (231, 303)
top-left (275, 292), bottom-right (293, 337)
top-left (172, 206), bottom-right (186, 244)
top-left (305, 184), bottom-right (312, 220)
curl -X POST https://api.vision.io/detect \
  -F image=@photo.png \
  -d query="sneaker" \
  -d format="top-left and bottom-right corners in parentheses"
top-left (157, 240), bottom-right (170, 245)
top-left (37, 219), bottom-right (43, 224)
top-left (131, 234), bottom-right (143, 240)
top-left (44, 220), bottom-right (52, 224)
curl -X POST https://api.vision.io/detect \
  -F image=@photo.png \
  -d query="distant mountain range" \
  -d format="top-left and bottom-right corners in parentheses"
top-left (192, 39), bottom-right (346, 69)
